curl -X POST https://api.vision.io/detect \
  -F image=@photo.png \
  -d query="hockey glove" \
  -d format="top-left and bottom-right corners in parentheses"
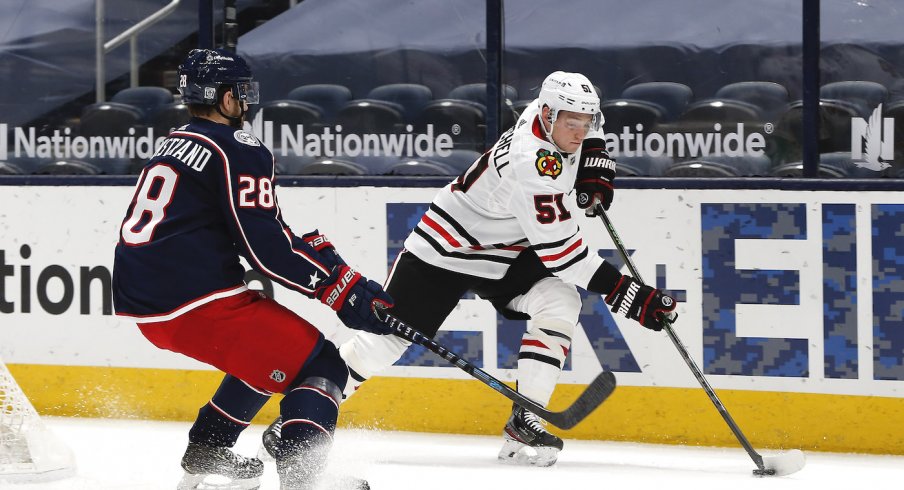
top-left (302, 230), bottom-right (347, 269)
top-left (604, 275), bottom-right (677, 331)
top-left (315, 265), bottom-right (395, 335)
top-left (575, 138), bottom-right (616, 216)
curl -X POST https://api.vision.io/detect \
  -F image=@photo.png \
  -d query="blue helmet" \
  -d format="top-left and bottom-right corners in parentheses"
top-left (177, 49), bottom-right (260, 106)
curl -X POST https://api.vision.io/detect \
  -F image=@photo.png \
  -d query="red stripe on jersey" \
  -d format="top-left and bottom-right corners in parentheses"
top-left (539, 238), bottom-right (583, 262)
top-left (422, 214), bottom-right (462, 248)
top-left (500, 245), bottom-right (526, 252)
top-left (521, 339), bottom-right (549, 350)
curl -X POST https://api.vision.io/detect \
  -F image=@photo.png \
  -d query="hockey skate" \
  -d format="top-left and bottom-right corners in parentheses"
top-left (177, 442), bottom-right (264, 490)
top-left (260, 417), bottom-right (369, 490)
top-left (497, 405), bottom-right (564, 467)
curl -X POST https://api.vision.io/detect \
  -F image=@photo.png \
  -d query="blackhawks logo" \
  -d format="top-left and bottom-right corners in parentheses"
top-left (535, 149), bottom-right (563, 179)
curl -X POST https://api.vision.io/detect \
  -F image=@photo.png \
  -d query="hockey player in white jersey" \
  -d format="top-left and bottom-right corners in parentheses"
top-left (325, 71), bottom-right (676, 467)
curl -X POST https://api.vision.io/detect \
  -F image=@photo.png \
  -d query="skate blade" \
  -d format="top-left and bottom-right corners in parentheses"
top-left (757, 449), bottom-right (806, 477)
top-left (496, 439), bottom-right (559, 467)
top-left (177, 472), bottom-right (261, 490)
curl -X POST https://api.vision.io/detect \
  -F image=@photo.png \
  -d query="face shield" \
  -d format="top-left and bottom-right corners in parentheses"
top-left (233, 81), bottom-right (260, 105)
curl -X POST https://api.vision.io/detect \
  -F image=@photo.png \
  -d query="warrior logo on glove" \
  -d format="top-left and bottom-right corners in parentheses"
top-left (605, 274), bottom-right (677, 331)
top-left (575, 138), bottom-right (616, 215)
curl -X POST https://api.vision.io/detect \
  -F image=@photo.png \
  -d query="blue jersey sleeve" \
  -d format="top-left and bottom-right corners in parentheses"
top-left (213, 129), bottom-right (335, 297)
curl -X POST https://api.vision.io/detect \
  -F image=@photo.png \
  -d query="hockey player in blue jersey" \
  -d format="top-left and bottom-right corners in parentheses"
top-left (112, 48), bottom-right (389, 490)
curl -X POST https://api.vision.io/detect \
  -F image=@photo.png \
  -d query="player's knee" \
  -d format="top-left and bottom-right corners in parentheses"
top-left (288, 340), bottom-right (347, 395)
top-left (526, 317), bottom-right (574, 363)
top-left (339, 331), bottom-right (411, 379)
top-left (524, 278), bottom-right (582, 326)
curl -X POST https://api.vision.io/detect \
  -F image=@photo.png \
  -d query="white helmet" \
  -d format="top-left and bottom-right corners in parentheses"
top-left (538, 71), bottom-right (603, 131)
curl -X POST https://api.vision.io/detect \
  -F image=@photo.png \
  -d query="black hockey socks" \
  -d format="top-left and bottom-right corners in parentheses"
top-left (188, 374), bottom-right (271, 447)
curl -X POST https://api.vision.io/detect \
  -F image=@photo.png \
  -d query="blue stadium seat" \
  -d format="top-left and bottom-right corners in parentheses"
top-left (299, 158), bottom-right (368, 175)
top-left (664, 154), bottom-right (772, 177)
top-left (678, 99), bottom-right (763, 122)
top-left (274, 153), bottom-right (317, 175)
top-left (286, 84), bottom-right (352, 123)
top-left (774, 99), bottom-right (860, 163)
top-left (437, 149), bottom-right (481, 173)
top-left (771, 152), bottom-right (880, 178)
top-left (111, 86), bottom-right (175, 121)
top-left (35, 159), bottom-right (103, 175)
top-left (415, 100), bottom-right (486, 151)
top-left (256, 100), bottom-right (321, 145)
top-left (151, 102), bottom-right (191, 136)
top-left (715, 81), bottom-right (789, 120)
top-left (336, 101), bottom-right (405, 134)
top-left (367, 84), bottom-right (434, 123)
top-left (448, 83), bottom-right (519, 106)
top-left (820, 81), bottom-right (888, 117)
top-left (621, 82), bottom-right (693, 121)
top-left (601, 99), bottom-right (663, 134)
top-left (613, 154), bottom-right (672, 177)
top-left (79, 102), bottom-right (144, 137)
top-left (386, 158), bottom-right (457, 176)
top-left (0, 161), bottom-right (24, 175)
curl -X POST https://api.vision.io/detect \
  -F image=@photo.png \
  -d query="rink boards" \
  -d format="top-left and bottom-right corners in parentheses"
top-left (1, 184), bottom-right (903, 454)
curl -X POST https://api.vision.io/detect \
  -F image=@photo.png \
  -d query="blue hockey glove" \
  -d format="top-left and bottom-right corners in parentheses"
top-left (315, 265), bottom-right (394, 335)
top-left (302, 230), bottom-right (347, 269)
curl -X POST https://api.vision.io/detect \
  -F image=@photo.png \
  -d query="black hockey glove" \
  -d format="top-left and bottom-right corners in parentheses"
top-left (575, 138), bottom-right (616, 216)
top-left (604, 275), bottom-right (677, 331)
top-left (315, 265), bottom-right (394, 335)
top-left (302, 230), bottom-right (347, 269)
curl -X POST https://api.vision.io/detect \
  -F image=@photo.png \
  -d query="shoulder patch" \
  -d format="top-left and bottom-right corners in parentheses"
top-left (233, 130), bottom-right (260, 146)
top-left (535, 149), bottom-right (563, 179)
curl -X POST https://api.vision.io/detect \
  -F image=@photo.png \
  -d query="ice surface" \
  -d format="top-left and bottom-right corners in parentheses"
top-left (6, 417), bottom-right (901, 489)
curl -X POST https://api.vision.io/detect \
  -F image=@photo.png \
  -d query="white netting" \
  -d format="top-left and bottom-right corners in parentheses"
top-left (0, 357), bottom-right (75, 483)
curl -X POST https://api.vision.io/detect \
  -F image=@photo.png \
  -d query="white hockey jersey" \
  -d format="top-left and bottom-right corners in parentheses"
top-left (404, 100), bottom-right (607, 290)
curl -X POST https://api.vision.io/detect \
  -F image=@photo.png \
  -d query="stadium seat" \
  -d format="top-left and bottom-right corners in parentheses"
top-left (600, 100), bottom-right (663, 134)
top-left (620, 82), bottom-right (693, 121)
top-left (255, 100), bottom-right (321, 145)
top-left (613, 154), bottom-right (673, 177)
top-left (512, 99), bottom-right (533, 117)
top-left (386, 158), bottom-right (457, 176)
top-left (715, 81), bottom-right (789, 120)
top-left (111, 86), bottom-right (174, 121)
top-left (299, 158), bottom-right (368, 175)
top-left (772, 99), bottom-right (861, 163)
top-left (448, 83), bottom-right (519, 106)
top-left (150, 102), bottom-right (191, 136)
top-left (770, 152), bottom-right (877, 178)
top-left (286, 84), bottom-right (352, 123)
top-left (273, 153), bottom-right (317, 175)
top-left (820, 81), bottom-right (888, 117)
top-left (678, 99), bottom-right (763, 123)
top-left (34, 160), bottom-right (102, 175)
top-left (0, 161), bottom-right (24, 175)
top-left (437, 149), bottom-right (482, 173)
top-left (335, 101), bottom-right (405, 134)
top-left (349, 155), bottom-right (404, 175)
top-left (79, 102), bottom-right (144, 137)
top-left (367, 84), bottom-right (434, 122)
top-left (664, 154), bottom-right (772, 177)
top-left (415, 100), bottom-right (486, 151)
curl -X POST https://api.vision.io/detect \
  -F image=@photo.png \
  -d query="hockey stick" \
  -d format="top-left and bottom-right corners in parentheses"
top-left (374, 307), bottom-right (617, 430)
top-left (594, 204), bottom-right (805, 477)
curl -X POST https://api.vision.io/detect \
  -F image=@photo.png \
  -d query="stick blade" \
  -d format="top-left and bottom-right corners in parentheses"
top-left (545, 371), bottom-right (617, 430)
top-left (754, 449), bottom-right (806, 477)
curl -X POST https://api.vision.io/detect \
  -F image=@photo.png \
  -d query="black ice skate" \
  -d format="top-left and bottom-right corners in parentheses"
top-left (497, 405), bottom-right (564, 467)
top-left (177, 442), bottom-right (263, 490)
top-left (261, 417), bottom-right (369, 490)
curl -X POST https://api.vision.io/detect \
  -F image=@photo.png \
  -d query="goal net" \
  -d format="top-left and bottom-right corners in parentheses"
top-left (0, 357), bottom-right (75, 483)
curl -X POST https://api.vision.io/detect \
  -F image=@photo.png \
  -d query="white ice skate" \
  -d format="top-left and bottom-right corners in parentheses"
top-left (497, 405), bottom-right (563, 467)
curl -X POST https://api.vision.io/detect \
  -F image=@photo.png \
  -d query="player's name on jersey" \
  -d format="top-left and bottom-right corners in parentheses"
top-left (152, 136), bottom-right (213, 171)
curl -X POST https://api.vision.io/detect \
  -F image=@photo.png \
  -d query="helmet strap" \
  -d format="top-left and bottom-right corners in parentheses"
top-left (216, 86), bottom-right (246, 129)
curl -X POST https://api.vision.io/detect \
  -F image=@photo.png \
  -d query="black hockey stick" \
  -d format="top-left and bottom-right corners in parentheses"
top-left (594, 204), bottom-right (805, 477)
top-left (374, 307), bottom-right (616, 430)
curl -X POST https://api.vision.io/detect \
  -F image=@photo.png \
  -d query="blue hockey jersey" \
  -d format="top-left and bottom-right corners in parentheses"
top-left (113, 117), bottom-right (332, 322)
